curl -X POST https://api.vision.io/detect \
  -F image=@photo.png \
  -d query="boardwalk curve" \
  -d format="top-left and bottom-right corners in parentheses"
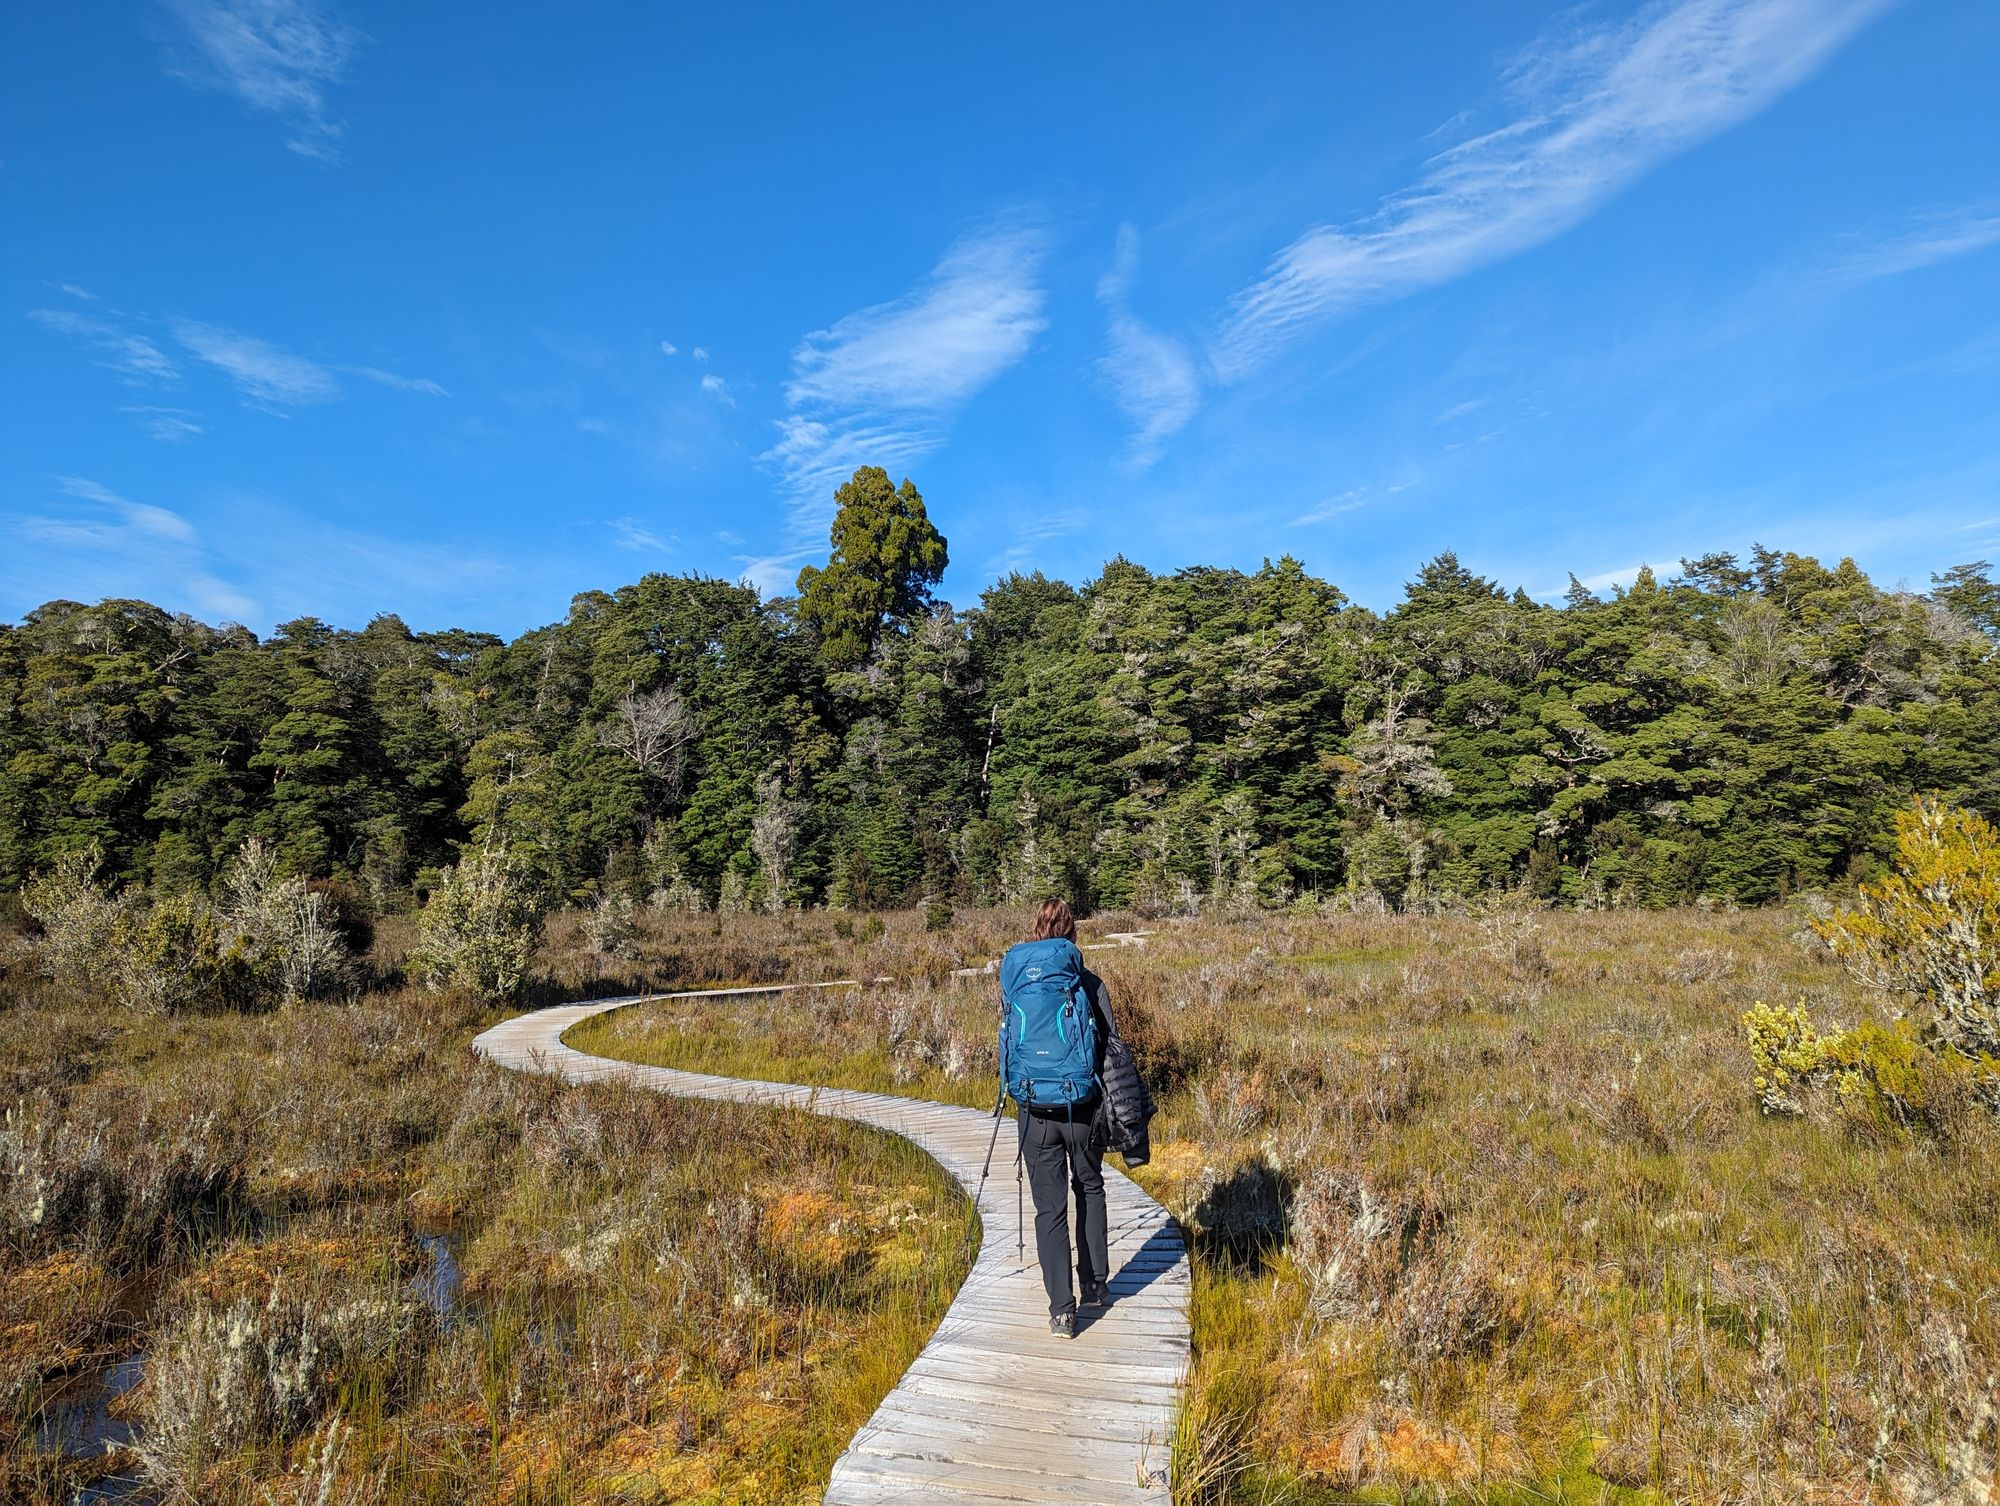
top-left (471, 937), bottom-right (1190, 1505)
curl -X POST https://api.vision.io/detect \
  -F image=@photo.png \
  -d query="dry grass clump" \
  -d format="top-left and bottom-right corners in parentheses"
top-left (583, 903), bottom-right (2000, 1503)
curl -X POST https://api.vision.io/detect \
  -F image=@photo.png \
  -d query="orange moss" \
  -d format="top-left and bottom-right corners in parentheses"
top-left (0, 1251), bottom-right (114, 1379)
top-left (183, 1230), bottom-right (408, 1305)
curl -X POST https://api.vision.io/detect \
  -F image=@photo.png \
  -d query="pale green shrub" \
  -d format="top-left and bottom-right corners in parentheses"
top-left (582, 887), bottom-right (638, 958)
top-left (222, 838), bottom-right (353, 1003)
top-left (111, 890), bottom-right (256, 1014)
top-left (19, 849), bottom-right (128, 995)
top-left (136, 1279), bottom-right (431, 1496)
top-left (407, 845), bottom-right (542, 999)
top-left (1742, 999), bottom-right (1833, 1116)
top-left (1812, 797), bottom-right (2000, 1063)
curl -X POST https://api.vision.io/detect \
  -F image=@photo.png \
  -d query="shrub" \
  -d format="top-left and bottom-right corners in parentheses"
top-left (582, 887), bottom-right (638, 958)
top-left (406, 846), bottom-right (542, 999)
top-left (647, 870), bottom-right (709, 913)
top-left (1812, 797), bottom-right (2000, 1065)
top-left (1742, 999), bottom-right (1834, 1116)
top-left (1743, 1000), bottom-right (1982, 1131)
top-left (0, 1094), bottom-right (245, 1266)
top-left (19, 849), bottom-right (128, 995)
top-left (1289, 1168), bottom-right (1400, 1321)
top-left (136, 1275), bottom-right (433, 1496)
top-left (222, 838), bottom-right (354, 1004)
top-left (111, 891), bottom-right (258, 1015)
top-left (23, 841), bottom-right (352, 1013)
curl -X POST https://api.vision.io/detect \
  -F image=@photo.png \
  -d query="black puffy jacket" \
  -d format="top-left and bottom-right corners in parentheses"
top-left (1086, 973), bottom-right (1155, 1167)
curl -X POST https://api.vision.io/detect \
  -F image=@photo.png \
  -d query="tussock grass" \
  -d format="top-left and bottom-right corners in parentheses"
top-left (579, 905), bottom-right (2000, 1503)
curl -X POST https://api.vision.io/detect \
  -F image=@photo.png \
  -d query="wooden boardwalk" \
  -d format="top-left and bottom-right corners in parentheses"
top-left (471, 942), bottom-right (1190, 1505)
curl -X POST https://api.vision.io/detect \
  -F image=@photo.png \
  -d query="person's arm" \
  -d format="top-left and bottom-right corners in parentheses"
top-left (1084, 967), bottom-right (1117, 1040)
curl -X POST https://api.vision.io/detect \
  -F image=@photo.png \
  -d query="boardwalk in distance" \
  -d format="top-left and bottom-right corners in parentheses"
top-left (471, 954), bottom-right (1191, 1505)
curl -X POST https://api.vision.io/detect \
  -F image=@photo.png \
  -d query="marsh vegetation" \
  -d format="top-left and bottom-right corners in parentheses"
top-left (0, 913), bottom-right (972, 1505)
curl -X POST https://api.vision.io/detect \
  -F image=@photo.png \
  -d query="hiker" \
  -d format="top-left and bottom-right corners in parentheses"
top-left (998, 898), bottom-right (1153, 1338)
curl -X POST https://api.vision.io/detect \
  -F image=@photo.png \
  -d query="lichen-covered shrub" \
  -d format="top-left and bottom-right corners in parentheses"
top-left (0, 1091), bottom-right (245, 1266)
top-left (19, 849), bottom-right (129, 997)
top-left (1743, 999), bottom-right (1835, 1116)
top-left (110, 891), bottom-right (259, 1015)
top-left (1288, 1168), bottom-right (1506, 1370)
top-left (581, 887), bottom-right (638, 958)
top-left (136, 1272), bottom-right (433, 1497)
top-left (221, 838), bottom-right (354, 1004)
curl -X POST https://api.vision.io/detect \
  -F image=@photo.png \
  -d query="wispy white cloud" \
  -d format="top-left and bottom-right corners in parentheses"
top-left (121, 406), bottom-right (206, 443)
top-left (785, 227), bottom-right (1046, 412)
top-left (1539, 558), bottom-right (1681, 599)
top-left (1215, 0), bottom-right (1892, 378)
top-left (692, 346), bottom-right (710, 363)
top-left (761, 414), bottom-right (941, 519)
top-left (1097, 226), bottom-right (1202, 467)
top-left (983, 511), bottom-right (1084, 574)
top-left (699, 372), bottom-right (735, 407)
top-left (764, 222), bottom-right (1048, 530)
top-left (1289, 480), bottom-right (1414, 526)
top-left (159, 0), bottom-right (363, 162)
top-left (34, 289), bottom-right (441, 416)
top-left (1290, 488), bottom-right (1371, 526)
top-left (1817, 204), bottom-right (2000, 288)
top-left (733, 545), bottom-right (823, 601)
top-left (9, 476), bottom-right (254, 618)
top-left (609, 518), bottom-right (675, 552)
top-left (351, 365), bottom-right (448, 397)
top-left (172, 319), bottom-right (341, 408)
top-left (1432, 397), bottom-right (1490, 425)
top-left (28, 308), bottom-right (181, 383)
top-left (48, 477), bottom-right (199, 543)
top-left (659, 340), bottom-right (678, 357)
top-left (4, 477), bottom-right (514, 630)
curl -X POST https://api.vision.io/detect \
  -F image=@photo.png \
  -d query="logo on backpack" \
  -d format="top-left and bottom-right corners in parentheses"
top-left (999, 938), bottom-right (1099, 1111)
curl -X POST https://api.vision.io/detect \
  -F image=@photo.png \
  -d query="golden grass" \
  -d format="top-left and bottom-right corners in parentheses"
top-left (576, 904), bottom-right (2000, 1504)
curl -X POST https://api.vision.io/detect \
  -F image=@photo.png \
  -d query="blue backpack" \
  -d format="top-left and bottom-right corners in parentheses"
top-left (999, 938), bottom-right (1100, 1111)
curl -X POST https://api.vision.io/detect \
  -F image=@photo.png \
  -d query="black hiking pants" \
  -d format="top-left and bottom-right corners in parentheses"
top-left (1021, 1107), bottom-right (1108, 1318)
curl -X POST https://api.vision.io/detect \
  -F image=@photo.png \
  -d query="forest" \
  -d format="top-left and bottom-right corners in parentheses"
top-left (5, 466), bottom-right (1999, 915)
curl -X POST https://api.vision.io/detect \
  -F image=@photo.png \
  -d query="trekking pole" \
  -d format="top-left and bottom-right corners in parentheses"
top-left (974, 1082), bottom-right (1006, 1201)
top-left (1015, 1113), bottom-right (1026, 1259)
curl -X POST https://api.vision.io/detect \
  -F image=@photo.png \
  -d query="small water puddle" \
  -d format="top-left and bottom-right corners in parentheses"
top-left (31, 1349), bottom-right (155, 1503)
top-left (413, 1227), bottom-right (468, 1320)
top-left (33, 1352), bottom-right (144, 1456)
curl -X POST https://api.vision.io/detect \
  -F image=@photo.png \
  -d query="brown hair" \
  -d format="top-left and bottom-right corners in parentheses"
top-left (1031, 898), bottom-right (1076, 942)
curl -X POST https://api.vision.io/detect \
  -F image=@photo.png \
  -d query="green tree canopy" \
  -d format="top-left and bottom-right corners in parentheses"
top-left (795, 467), bottom-right (949, 669)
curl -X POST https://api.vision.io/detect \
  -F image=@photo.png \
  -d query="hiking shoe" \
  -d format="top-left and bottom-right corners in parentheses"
top-left (1080, 1282), bottom-right (1109, 1311)
top-left (1050, 1311), bottom-right (1076, 1339)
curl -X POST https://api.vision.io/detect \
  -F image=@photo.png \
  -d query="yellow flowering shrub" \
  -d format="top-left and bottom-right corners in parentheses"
top-left (1744, 1002), bottom-right (1976, 1128)
top-left (1742, 1000), bottom-right (1833, 1115)
top-left (1811, 797), bottom-right (2000, 1062)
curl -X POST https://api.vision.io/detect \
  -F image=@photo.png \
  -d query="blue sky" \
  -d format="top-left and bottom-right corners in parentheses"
top-left (5, 0), bottom-right (1998, 635)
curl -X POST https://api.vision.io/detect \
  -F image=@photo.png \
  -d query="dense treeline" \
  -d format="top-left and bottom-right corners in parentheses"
top-left (5, 467), bottom-right (1998, 913)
